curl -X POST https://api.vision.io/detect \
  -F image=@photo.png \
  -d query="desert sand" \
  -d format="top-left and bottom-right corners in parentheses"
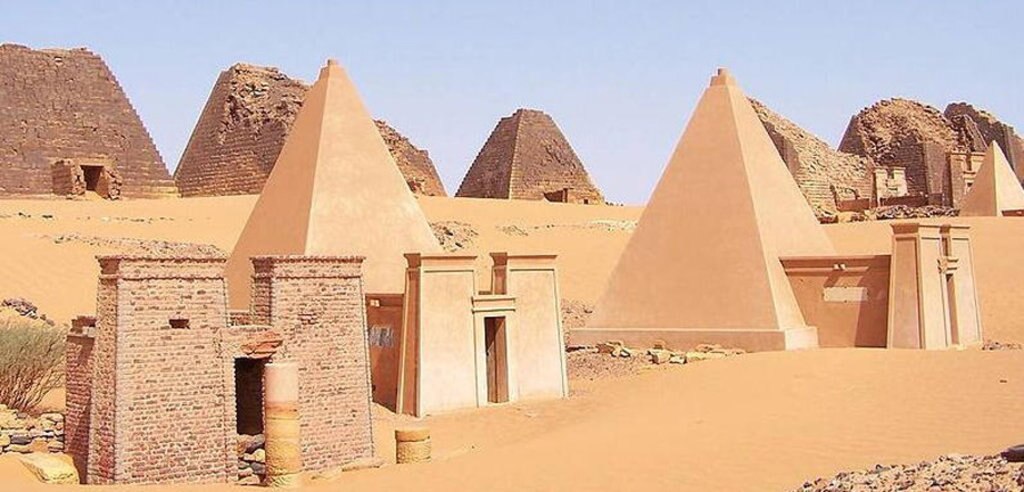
top-left (3, 349), bottom-right (1022, 491)
top-left (1, 195), bottom-right (1023, 342)
top-left (2, 195), bottom-right (1024, 490)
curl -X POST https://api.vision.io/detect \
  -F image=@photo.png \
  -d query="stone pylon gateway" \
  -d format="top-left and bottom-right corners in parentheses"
top-left (225, 59), bottom-right (440, 307)
top-left (573, 69), bottom-right (834, 351)
top-left (959, 143), bottom-right (1024, 217)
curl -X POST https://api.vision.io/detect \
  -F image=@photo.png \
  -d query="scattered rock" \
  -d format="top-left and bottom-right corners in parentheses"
top-left (983, 340), bottom-right (1023, 351)
top-left (793, 454), bottom-right (1024, 491)
top-left (430, 221), bottom-right (477, 252)
top-left (18, 453), bottom-right (79, 484)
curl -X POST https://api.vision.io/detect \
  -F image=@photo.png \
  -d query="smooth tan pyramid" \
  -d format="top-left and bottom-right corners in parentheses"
top-left (226, 59), bottom-right (440, 308)
top-left (959, 142), bottom-right (1024, 217)
top-left (572, 69), bottom-right (833, 352)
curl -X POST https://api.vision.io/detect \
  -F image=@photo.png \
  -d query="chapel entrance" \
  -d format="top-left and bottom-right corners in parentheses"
top-left (81, 165), bottom-right (104, 192)
top-left (484, 317), bottom-right (509, 404)
top-left (235, 358), bottom-right (266, 435)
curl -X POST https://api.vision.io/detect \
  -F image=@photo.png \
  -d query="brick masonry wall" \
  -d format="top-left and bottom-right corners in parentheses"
top-left (457, 109), bottom-right (604, 204)
top-left (0, 44), bottom-right (176, 197)
top-left (87, 256), bottom-right (232, 485)
top-left (174, 63), bottom-right (445, 197)
top-left (249, 256), bottom-right (375, 472)
top-left (64, 332), bottom-right (94, 476)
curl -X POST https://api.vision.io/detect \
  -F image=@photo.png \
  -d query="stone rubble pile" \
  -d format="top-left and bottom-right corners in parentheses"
top-left (596, 340), bottom-right (745, 365)
top-left (793, 454), bottom-right (1024, 492)
top-left (0, 405), bottom-right (65, 455)
top-left (430, 221), bottom-right (478, 252)
top-left (982, 340), bottom-right (1023, 351)
top-left (236, 433), bottom-right (266, 485)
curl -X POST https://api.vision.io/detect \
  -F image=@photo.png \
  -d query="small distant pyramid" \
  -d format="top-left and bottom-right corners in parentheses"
top-left (577, 69), bottom-right (832, 351)
top-left (225, 59), bottom-right (440, 307)
top-left (959, 142), bottom-right (1024, 217)
top-left (456, 109), bottom-right (604, 204)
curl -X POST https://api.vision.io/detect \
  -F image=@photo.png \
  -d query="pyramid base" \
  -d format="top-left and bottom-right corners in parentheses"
top-left (568, 326), bottom-right (819, 352)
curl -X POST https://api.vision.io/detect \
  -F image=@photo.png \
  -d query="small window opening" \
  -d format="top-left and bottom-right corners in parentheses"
top-left (169, 318), bottom-right (190, 329)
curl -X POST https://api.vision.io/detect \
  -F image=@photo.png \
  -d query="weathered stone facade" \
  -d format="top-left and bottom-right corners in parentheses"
top-left (65, 255), bottom-right (374, 485)
top-left (945, 102), bottom-right (1024, 178)
top-left (839, 98), bottom-right (1022, 209)
top-left (0, 44), bottom-right (176, 198)
top-left (174, 63), bottom-right (445, 197)
top-left (456, 109), bottom-right (604, 204)
top-left (374, 120), bottom-right (447, 196)
top-left (750, 99), bottom-right (873, 215)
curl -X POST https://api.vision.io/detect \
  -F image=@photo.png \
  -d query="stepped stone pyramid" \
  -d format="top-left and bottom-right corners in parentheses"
top-left (456, 109), bottom-right (604, 204)
top-left (959, 143), bottom-right (1024, 216)
top-left (225, 59), bottom-right (441, 307)
top-left (574, 69), bottom-right (833, 351)
top-left (750, 99), bottom-right (873, 215)
top-left (0, 44), bottom-right (176, 197)
top-left (945, 102), bottom-right (1024, 180)
top-left (175, 63), bottom-right (446, 197)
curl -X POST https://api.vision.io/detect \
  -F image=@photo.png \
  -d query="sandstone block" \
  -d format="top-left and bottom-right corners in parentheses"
top-left (18, 453), bottom-right (79, 484)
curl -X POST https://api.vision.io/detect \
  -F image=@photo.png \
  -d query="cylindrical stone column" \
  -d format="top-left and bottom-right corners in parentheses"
top-left (395, 428), bottom-right (431, 464)
top-left (264, 362), bottom-right (302, 488)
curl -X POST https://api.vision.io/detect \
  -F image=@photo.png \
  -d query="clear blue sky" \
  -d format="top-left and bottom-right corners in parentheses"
top-left (3, 1), bottom-right (1021, 205)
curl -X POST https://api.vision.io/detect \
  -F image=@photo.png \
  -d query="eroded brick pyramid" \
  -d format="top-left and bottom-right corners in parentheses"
top-left (456, 109), bottom-right (604, 204)
top-left (0, 44), bottom-right (176, 197)
top-left (175, 63), bottom-right (446, 197)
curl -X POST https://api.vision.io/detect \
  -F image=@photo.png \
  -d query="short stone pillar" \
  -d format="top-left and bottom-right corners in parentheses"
top-left (395, 428), bottom-right (431, 464)
top-left (264, 362), bottom-right (301, 487)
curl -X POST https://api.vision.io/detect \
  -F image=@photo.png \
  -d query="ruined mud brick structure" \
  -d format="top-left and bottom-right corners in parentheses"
top-left (945, 102), bottom-right (1024, 181)
top-left (574, 69), bottom-right (984, 353)
top-left (0, 44), bottom-right (176, 198)
top-left (174, 63), bottom-right (446, 197)
top-left (64, 254), bottom-right (374, 484)
top-left (838, 98), bottom-right (1024, 209)
top-left (750, 99), bottom-right (873, 215)
top-left (456, 109), bottom-right (604, 204)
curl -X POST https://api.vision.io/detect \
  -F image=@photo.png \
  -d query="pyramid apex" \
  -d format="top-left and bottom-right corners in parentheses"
top-left (710, 68), bottom-right (737, 87)
top-left (319, 58), bottom-right (343, 79)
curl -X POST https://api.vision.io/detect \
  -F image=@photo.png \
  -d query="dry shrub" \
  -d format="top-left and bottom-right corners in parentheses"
top-left (0, 313), bottom-right (66, 410)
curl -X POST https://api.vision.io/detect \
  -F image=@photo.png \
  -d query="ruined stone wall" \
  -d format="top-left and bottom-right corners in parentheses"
top-left (85, 256), bottom-right (232, 485)
top-left (0, 44), bottom-right (176, 197)
top-left (945, 102), bottom-right (1024, 174)
top-left (457, 109), bottom-right (604, 204)
top-left (249, 256), bottom-right (374, 472)
top-left (750, 99), bottom-right (873, 215)
top-left (174, 63), bottom-right (445, 197)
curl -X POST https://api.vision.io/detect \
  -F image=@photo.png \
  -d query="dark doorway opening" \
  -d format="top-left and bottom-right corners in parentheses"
top-left (235, 358), bottom-right (266, 435)
top-left (81, 165), bottom-right (104, 192)
top-left (484, 317), bottom-right (509, 403)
